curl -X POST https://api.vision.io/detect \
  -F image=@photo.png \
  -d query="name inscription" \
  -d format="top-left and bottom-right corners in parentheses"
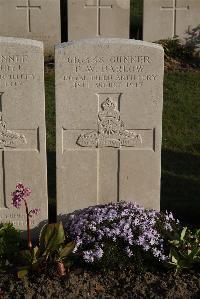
top-left (58, 54), bottom-right (158, 89)
top-left (0, 55), bottom-right (36, 88)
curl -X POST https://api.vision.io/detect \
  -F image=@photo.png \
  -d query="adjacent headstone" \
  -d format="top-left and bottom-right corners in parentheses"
top-left (143, 0), bottom-right (200, 47)
top-left (56, 38), bottom-right (164, 215)
top-left (68, 0), bottom-right (130, 40)
top-left (0, 0), bottom-right (61, 57)
top-left (0, 37), bottom-right (48, 234)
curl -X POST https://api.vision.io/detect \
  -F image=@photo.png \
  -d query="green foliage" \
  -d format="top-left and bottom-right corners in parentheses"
top-left (162, 71), bottom-right (200, 223)
top-left (39, 222), bottom-right (65, 257)
top-left (168, 227), bottom-right (200, 272)
top-left (39, 222), bottom-right (75, 263)
top-left (0, 223), bottom-right (20, 270)
top-left (45, 72), bottom-right (55, 152)
top-left (18, 222), bottom-right (75, 278)
top-left (157, 37), bottom-right (195, 62)
top-left (94, 241), bottom-right (146, 273)
top-left (17, 246), bottom-right (40, 278)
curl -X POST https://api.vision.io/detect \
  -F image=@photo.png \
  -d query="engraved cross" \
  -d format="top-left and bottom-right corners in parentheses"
top-left (62, 93), bottom-right (155, 205)
top-left (161, 0), bottom-right (189, 37)
top-left (84, 0), bottom-right (112, 36)
top-left (76, 93), bottom-right (142, 203)
top-left (0, 92), bottom-right (39, 209)
top-left (16, 0), bottom-right (41, 33)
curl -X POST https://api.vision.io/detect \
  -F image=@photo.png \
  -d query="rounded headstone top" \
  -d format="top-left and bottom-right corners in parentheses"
top-left (55, 38), bottom-right (163, 52)
top-left (0, 36), bottom-right (43, 48)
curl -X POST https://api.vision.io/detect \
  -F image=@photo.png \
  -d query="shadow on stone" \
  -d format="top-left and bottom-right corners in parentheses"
top-left (47, 147), bottom-right (200, 227)
top-left (47, 151), bottom-right (56, 223)
top-left (130, 0), bottom-right (143, 39)
top-left (61, 0), bottom-right (68, 42)
top-left (20, 219), bottom-right (48, 241)
top-left (58, 148), bottom-right (200, 226)
top-left (58, 206), bottom-right (93, 226)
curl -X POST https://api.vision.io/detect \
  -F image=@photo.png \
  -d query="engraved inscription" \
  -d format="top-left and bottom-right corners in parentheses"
top-left (77, 97), bottom-right (142, 148)
top-left (16, 0), bottom-right (41, 33)
top-left (0, 212), bottom-right (35, 226)
top-left (62, 92), bottom-right (156, 204)
top-left (0, 93), bottom-right (27, 149)
top-left (160, 0), bottom-right (189, 37)
top-left (0, 92), bottom-right (27, 209)
top-left (0, 93), bottom-right (27, 148)
top-left (0, 55), bottom-right (36, 88)
top-left (0, 93), bottom-right (40, 210)
top-left (0, 113), bottom-right (27, 148)
top-left (84, 0), bottom-right (112, 36)
top-left (59, 54), bottom-right (159, 89)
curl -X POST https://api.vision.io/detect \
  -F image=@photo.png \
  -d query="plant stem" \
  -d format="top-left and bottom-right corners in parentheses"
top-left (56, 261), bottom-right (66, 276)
top-left (24, 200), bottom-right (32, 250)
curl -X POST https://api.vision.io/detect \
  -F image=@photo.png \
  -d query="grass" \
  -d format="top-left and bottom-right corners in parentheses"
top-left (161, 71), bottom-right (200, 224)
top-left (45, 70), bottom-right (200, 225)
top-left (45, 72), bottom-right (55, 152)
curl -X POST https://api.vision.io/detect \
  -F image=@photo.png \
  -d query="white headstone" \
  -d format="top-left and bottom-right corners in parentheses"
top-left (56, 38), bottom-right (164, 215)
top-left (0, 37), bottom-right (48, 234)
top-left (143, 0), bottom-right (200, 47)
top-left (0, 0), bottom-right (61, 57)
top-left (68, 0), bottom-right (130, 40)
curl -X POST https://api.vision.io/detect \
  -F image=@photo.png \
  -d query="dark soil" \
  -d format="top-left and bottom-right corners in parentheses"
top-left (0, 267), bottom-right (200, 299)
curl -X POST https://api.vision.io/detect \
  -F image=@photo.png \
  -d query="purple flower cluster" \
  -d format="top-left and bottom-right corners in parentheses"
top-left (65, 202), bottom-right (179, 263)
top-left (11, 182), bottom-right (31, 208)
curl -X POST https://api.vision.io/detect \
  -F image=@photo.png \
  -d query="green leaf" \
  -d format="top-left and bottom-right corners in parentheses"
top-left (60, 241), bottom-right (76, 259)
top-left (180, 227), bottom-right (187, 241)
top-left (169, 248), bottom-right (180, 265)
top-left (39, 224), bottom-right (53, 250)
top-left (0, 223), bottom-right (20, 268)
top-left (194, 229), bottom-right (200, 239)
top-left (20, 250), bottom-right (32, 264)
top-left (171, 255), bottom-right (178, 264)
top-left (17, 267), bottom-right (29, 279)
top-left (39, 222), bottom-right (66, 257)
top-left (169, 240), bottom-right (180, 246)
top-left (32, 246), bottom-right (39, 263)
top-left (193, 256), bottom-right (200, 262)
top-left (188, 248), bottom-right (200, 259)
top-left (45, 223), bottom-right (65, 252)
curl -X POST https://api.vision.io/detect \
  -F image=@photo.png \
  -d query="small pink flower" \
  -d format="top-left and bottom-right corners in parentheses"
top-left (11, 182), bottom-right (31, 209)
top-left (11, 183), bottom-right (39, 251)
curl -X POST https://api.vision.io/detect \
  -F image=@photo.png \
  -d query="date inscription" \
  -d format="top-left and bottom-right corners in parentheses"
top-left (59, 54), bottom-right (159, 89)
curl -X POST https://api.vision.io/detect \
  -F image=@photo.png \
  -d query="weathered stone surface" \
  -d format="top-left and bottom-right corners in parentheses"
top-left (0, 37), bottom-right (48, 234)
top-left (143, 0), bottom-right (200, 47)
top-left (56, 38), bottom-right (164, 215)
top-left (0, 0), bottom-right (61, 57)
top-left (68, 0), bottom-right (130, 40)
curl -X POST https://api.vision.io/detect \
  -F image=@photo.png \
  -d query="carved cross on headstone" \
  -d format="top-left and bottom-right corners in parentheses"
top-left (62, 93), bottom-right (152, 204)
top-left (84, 0), bottom-right (112, 36)
top-left (0, 92), bottom-right (39, 209)
top-left (16, 0), bottom-right (41, 32)
top-left (160, 0), bottom-right (189, 37)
